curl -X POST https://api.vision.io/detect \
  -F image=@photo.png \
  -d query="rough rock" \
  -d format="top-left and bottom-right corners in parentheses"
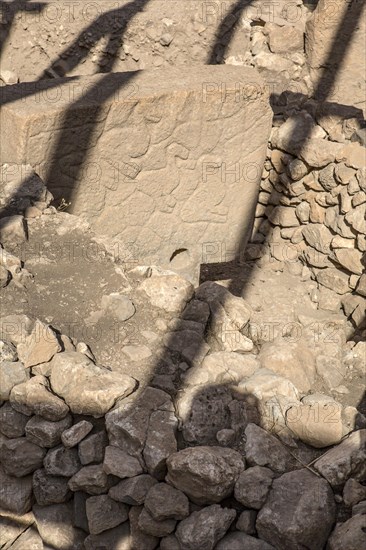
top-left (0, 466), bottom-right (33, 514)
top-left (17, 320), bottom-right (61, 368)
top-left (244, 423), bottom-right (296, 473)
top-left (129, 505), bottom-right (159, 550)
top-left (236, 510), bottom-right (257, 535)
top-left (105, 387), bottom-right (173, 457)
top-left (183, 351), bottom-right (259, 387)
top-left (68, 464), bottom-right (109, 495)
top-left (144, 482), bottom-right (189, 521)
top-left (334, 249), bottom-right (364, 275)
top-left (269, 206), bottom-right (299, 227)
top-left (139, 274), bottom-right (194, 313)
top-left (50, 352), bottom-right (136, 416)
top-left (0, 216), bottom-right (27, 246)
top-left (237, 368), bottom-right (299, 403)
top-left (163, 329), bottom-right (210, 366)
top-left (0, 437), bottom-right (45, 477)
top-left (78, 430), bottom-right (108, 465)
top-left (259, 338), bottom-right (316, 393)
top-left (234, 466), bottom-right (275, 509)
top-left (302, 224), bottom-right (333, 254)
top-left (10, 375), bottom-right (70, 421)
top-left (0, 402), bottom-right (28, 437)
top-left (33, 468), bottom-right (71, 505)
top-left (61, 420), bottom-right (93, 447)
top-left (25, 414), bottom-right (72, 448)
top-left (33, 503), bottom-right (85, 549)
top-left (84, 522), bottom-right (130, 550)
top-left (343, 478), bottom-right (366, 507)
top-left (0, 339), bottom-right (17, 361)
top-left (0, 314), bottom-right (34, 345)
top-left (286, 394), bottom-right (344, 448)
top-left (109, 474), bottom-right (157, 505)
top-left (44, 445), bottom-right (81, 477)
top-left (103, 445), bottom-right (144, 478)
top-left (216, 532), bottom-right (275, 550)
top-left (143, 409), bottom-right (178, 480)
top-left (166, 446), bottom-right (244, 504)
top-left (86, 494), bottom-right (129, 535)
top-left (313, 430), bottom-right (366, 487)
top-left (175, 504), bottom-right (236, 550)
top-left (328, 515), bottom-right (366, 550)
top-left (257, 469), bottom-right (336, 550)
top-left (6, 525), bottom-right (44, 550)
top-left (138, 507), bottom-right (176, 537)
top-left (0, 361), bottom-right (29, 400)
top-left (316, 268), bottom-right (350, 295)
top-left (100, 293), bottom-right (136, 321)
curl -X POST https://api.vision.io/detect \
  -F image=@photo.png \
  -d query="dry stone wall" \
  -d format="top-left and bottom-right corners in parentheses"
top-left (1, 65), bottom-right (272, 269)
top-left (249, 108), bottom-right (366, 331)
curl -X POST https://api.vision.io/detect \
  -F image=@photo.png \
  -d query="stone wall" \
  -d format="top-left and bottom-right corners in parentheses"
top-left (249, 109), bottom-right (366, 330)
top-left (1, 65), bottom-right (272, 268)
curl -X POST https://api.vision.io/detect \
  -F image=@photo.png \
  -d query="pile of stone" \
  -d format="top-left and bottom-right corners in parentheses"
top-left (250, 109), bottom-right (365, 332)
top-left (1, 272), bottom-right (365, 549)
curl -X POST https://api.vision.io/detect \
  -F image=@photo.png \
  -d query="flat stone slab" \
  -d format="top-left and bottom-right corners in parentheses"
top-left (1, 66), bottom-right (271, 266)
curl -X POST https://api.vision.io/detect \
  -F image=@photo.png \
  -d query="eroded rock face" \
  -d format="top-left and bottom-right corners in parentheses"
top-left (50, 352), bottom-right (136, 416)
top-left (175, 504), bottom-right (236, 550)
top-left (10, 375), bottom-right (70, 421)
top-left (166, 446), bottom-right (245, 504)
top-left (256, 469), bottom-right (336, 550)
top-left (328, 515), bottom-right (366, 550)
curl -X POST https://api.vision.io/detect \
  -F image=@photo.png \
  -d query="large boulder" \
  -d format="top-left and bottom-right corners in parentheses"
top-left (256, 469), bottom-right (336, 550)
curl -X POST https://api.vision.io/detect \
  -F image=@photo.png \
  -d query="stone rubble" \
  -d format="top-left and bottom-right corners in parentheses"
top-left (0, 0), bottom-right (365, 547)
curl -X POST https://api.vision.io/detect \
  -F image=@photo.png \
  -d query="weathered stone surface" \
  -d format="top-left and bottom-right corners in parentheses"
top-left (237, 368), bottom-right (299, 403)
top-left (50, 352), bottom-right (136, 416)
top-left (316, 268), bottom-right (350, 295)
top-left (302, 224), bottom-right (333, 254)
top-left (334, 249), bottom-right (364, 275)
top-left (103, 445), bottom-right (143, 478)
top-left (259, 338), bottom-right (316, 393)
top-left (184, 351), bottom-right (259, 387)
top-left (234, 466), bottom-right (275, 509)
top-left (129, 506), bottom-right (159, 550)
top-left (285, 394), bottom-right (344, 448)
top-left (0, 314), bottom-right (34, 346)
top-left (25, 414), bottom-right (72, 447)
top-left (345, 204), bottom-right (366, 234)
top-left (61, 420), bottom-right (93, 447)
top-left (144, 482), bottom-right (189, 521)
top-left (10, 375), bottom-right (70, 421)
top-left (109, 474), bottom-right (157, 506)
top-left (163, 329), bottom-right (210, 365)
top-left (313, 430), bottom-right (366, 487)
top-left (143, 410), bottom-right (178, 480)
top-left (100, 293), bottom-right (136, 321)
top-left (0, 265), bottom-right (11, 287)
top-left (0, 466), bottom-right (33, 514)
top-left (257, 469), bottom-right (336, 550)
top-left (44, 445), bottom-right (81, 477)
top-left (0, 437), bottom-right (45, 477)
top-left (160, 534), bottom-right (181, 550)
top-left (175, 505), bottom-right (236, 550)
top-left (236, 510), bottom-right (257, 535)
top-left (138, 507), bottom-right (176, 537)
top-left (139, 274), bottom-right (194, 313)
top-left (1, 66), bottom-right (271, 267)
top-left (166, 446), bottom-right (244, 504)
top-left (0, 402), bottom-right (28, 438)
top-left (78, 430), bottom-right (108, 465)
top-left (0, 216), bottom-right (26, 246)
top-left (306, 0), bottom-right (366, 112)
top-left (86, 494), bottom-right (129, 535)
top-left (216, 532), bottom-right (275, 550)
top-left (106, 387), bottom-right (172, 457)
top-left (17, 320), bottom-right (61, 368)
top-left (244, 423), bottom-right (296, 473)
top-left (84, 522), bottom-right (131, 550)
top-left (68, 464), bottom-right (109, 495)
top-left (6, 525), bottom-right (44, 550)
top-left (0, 360), bottom-right (29, 400)
top-left (356, 273), bottom-right (366, 297)
top-left (269, 206), bottom-right (299, 227)
top-left (33, 503), bottom-right (85, 549)
top-left (328, 515), bottom-right (366, 550)
top-left (33, 468), bottom-right (71, 505)
top-left (0, 339), bottom-right (17, 361)
top-left (343, 478), bottom-right (366, 507)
